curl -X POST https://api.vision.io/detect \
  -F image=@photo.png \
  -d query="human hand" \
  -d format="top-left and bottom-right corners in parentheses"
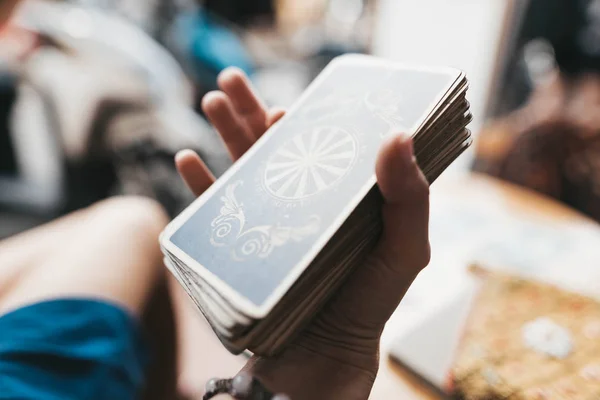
top-left (175, 68), bottom-right (285, 197)
top-left (176, 68), bottom-right (430, 400)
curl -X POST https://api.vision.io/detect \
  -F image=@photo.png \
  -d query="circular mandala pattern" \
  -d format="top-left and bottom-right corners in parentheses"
top-left (263, 126), bottom-right (357, 201)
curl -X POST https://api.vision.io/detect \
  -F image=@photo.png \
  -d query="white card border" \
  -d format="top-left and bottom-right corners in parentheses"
top-left (161, 54), bottom-right (463, 318)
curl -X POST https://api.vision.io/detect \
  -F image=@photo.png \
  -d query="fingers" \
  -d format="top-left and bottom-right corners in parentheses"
top-left (190, 69), bottom-right (285, 197)
top-left (175, 150), bottom-right (216, 197)
top-left (202, 91), bottom-right (255, 161)
top-left (203, 68), bottom-right (278, 160)
top-left (267, 107), bottom-right (286, 128)
top-left (217, 67), bottom-right (268, 139)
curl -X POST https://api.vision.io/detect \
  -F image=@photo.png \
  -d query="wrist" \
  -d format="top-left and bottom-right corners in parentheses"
top-left (244, 343), bottom-right (379, 400)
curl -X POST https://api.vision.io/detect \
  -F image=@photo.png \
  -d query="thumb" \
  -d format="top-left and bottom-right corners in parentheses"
top-left (316, 133), bottom-right (430, 337)
top-left (375, 132), bottom-right (430, 274)
top-left (366, 132), bottom-right (430, 323)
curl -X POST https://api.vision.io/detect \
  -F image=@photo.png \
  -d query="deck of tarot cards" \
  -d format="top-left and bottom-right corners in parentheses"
top-left (160, 55), bottom-right (472, 356)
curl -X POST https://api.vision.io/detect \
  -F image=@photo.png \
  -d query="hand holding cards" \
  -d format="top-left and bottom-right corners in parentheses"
top-left (161, 55), bottom-right (472, 356)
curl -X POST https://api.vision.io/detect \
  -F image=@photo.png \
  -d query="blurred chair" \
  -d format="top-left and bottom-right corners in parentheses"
top-left (0, 0), bottom-right (233, 239)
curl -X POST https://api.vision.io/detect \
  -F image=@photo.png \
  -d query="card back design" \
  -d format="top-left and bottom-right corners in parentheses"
top-left (164, 56), bottom-right (462, 311)
top-left (263, 126), bottom-right (358, 201)
top-left (364, 89), bottom-right (408, 136)
top-left (210, 181), bottom-right (321, 261)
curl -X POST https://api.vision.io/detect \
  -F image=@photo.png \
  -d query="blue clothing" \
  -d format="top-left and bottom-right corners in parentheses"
top-left (0, 299), bottom-right (148, 399)
top-left (173, 8), bottom-right (254, 90)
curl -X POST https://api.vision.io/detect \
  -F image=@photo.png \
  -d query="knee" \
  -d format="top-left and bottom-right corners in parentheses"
top-left (89, 196), bottom-right (169, 240)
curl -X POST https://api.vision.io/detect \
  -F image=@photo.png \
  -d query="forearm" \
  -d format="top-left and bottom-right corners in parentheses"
top-left (244, 344), bottom-right (378, 400)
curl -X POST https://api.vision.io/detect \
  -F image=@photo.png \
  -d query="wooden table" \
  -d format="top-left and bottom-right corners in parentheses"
top-left (181, 173), bottom-right (600, 398)
top-left (371, 172), bottom-right (600, 398)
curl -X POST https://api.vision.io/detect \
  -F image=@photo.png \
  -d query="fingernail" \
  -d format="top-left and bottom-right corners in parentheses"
top-left (175, 149), bottom-right (197, 164)
top-left (174, 151), bottom-right (185, 164)
top-left (174, 150), bottom-right (189, 163)
top-left (396, 132), bottom-right (414, 164)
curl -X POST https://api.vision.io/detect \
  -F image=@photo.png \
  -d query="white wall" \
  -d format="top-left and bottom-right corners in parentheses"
top-left (372, 0), bottom-right (514, 174)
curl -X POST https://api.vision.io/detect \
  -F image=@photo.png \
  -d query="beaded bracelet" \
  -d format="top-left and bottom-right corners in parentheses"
top-left (203, 372), bottom-right (290, 400)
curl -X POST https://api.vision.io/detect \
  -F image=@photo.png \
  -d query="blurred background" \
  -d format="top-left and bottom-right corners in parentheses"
top-left (1, 0), bottom-right (598, 236)
top-left (0, 0), bottom-right (382, 238)
top-left (0, 1), bottom-right (599, 397)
